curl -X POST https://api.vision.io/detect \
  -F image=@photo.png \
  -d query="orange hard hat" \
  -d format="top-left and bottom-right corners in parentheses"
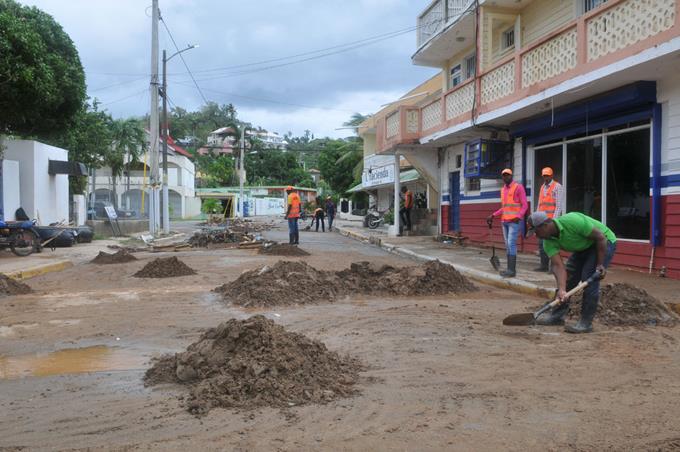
top-left (285, 185), bottom-right (295, 191)
top-left (541, 167), bottom-right (554, 176)
top-left (501, 168), bottom-right (513, 176)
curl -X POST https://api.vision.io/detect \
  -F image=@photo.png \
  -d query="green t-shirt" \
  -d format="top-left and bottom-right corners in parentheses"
top-left (543, 212), bottom-right (617, 257)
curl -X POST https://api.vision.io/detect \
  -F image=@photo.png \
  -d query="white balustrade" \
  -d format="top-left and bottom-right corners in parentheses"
top-left (422, 100), bottom-right (443, 131)
top-left (481, 60), bottom-right (515, 105)
top-left (406, 110), bottom-right (420, 134)
top-left (445, 83), bottom-right (474, 120)
top-left (522, 28), bottom-right (578, 88)
top-left (386, 111), bottom-right (400, 138)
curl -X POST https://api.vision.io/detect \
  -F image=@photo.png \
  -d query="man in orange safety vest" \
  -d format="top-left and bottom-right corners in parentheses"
top-left (285, 186), bottom-right (301, 245)
top-left (534, 167), bottom-right (564, 272)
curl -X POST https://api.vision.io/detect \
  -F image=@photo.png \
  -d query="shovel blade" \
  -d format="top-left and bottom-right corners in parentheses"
top-left (502, 313), bottom-right (535, 326)
top-left (490, 255), bottom-right (501, 271)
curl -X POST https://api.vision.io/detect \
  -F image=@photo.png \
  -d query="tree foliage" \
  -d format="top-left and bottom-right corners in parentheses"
top-left (0, 0), bottom-right (86, 137)
top-left (245, 150), bottom-right (313, 187)
top-left (318, 139), bottom-right (362, 194)
top-left (168, 102), bottom-right (239, 150)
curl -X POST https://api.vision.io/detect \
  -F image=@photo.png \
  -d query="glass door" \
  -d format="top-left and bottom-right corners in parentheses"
top-left (567, 137), bottom-right (603, 220)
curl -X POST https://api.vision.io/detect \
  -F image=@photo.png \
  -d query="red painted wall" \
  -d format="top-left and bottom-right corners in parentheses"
top-left (443, 195), bottom-right (680, 279)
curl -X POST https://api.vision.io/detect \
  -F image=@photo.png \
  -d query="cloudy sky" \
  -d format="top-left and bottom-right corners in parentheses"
top-left (18, 0), bottom-right (438, 139)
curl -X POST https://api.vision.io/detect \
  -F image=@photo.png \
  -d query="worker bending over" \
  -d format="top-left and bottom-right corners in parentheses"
top-left (528, 211), bottom-right (617, 333)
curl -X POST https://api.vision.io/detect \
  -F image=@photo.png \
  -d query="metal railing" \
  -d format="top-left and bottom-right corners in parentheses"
top-left (417, 0), bottom-right (475, 47)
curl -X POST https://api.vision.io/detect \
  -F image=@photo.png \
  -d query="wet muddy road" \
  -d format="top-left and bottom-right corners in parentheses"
top-left (1, 223), bottom-right (680, 451)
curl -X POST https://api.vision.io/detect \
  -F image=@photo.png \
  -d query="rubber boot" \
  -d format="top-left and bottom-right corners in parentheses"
top-left (535, 302), bottom-right (569, 326)
top-left (289, 233), bottom-right (294, 245)
top-left (533, 253), bottom-right (550, 272)
top-left (294, 232), bottom-right (300, 245)
top-left (500, 255), bottom-right (516, 278)
top-left (565, 295), bottom-right (598, 333)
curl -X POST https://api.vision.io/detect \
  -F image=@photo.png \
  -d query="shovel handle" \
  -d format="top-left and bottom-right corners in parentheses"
top-left (535, 275), bottom-right (598, 318)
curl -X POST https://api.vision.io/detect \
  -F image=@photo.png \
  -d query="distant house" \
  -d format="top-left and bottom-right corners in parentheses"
top-left (246, 130), bottom-right (288, 150)
top-left (89, 132), bottom-right (201, 219)
top-left (199, 126), bottom-right (236, 156)
top-left (308, 168), bottom-right (321, 184)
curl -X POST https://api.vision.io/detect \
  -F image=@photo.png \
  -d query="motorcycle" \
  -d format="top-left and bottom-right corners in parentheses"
top-left (0, 220), bottom-right (42, 256)
top-left (365, 207), bottom-right (385, 230)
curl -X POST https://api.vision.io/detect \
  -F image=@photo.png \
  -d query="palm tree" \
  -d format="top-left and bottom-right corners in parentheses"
top-left (106, 118), bottom-right (146, 208)
top-left (343, 113), bottom-right (372, 133)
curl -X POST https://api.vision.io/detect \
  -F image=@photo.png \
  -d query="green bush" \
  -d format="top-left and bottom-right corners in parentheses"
top-left (202, 199), bottom-right (221, 214)
top-left (384, 208), bottom-right (394, 226)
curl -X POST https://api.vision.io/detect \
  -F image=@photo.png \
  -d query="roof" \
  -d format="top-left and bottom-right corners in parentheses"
top-left (165, 135), bottom-right (193, 159)
top-left (347, 169), bottom-right (421, 193)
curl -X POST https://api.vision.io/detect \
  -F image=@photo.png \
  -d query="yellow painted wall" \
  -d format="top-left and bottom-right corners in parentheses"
top-left (521, 0), bottom-right (575, 47)
top-left (444, 45), bottom-right (477, 90)
top-left (363, 134), bottom-right (376, 158)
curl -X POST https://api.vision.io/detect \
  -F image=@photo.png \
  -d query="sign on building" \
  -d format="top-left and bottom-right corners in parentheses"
top-left (362, 164), bottom-right (395, 188)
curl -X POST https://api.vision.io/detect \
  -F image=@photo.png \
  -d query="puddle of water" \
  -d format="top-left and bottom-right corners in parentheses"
top-left (0, 346), bottom-right (147, 379)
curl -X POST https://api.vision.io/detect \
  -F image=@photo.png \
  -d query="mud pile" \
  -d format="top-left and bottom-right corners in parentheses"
top-left (215, 261), bottom-right (339, 307)
top-left (258, 243), bottom-right (310, 257)
top-left (91, 249), bottom-right (138, 264)
top-left (133, 257), bottom-right (197, 278)
top-left (569, 283), bottom-right (678, 326)
top-left (0, 274), bottom-right (32, 296)
top-left (187, 228), bottom-right (242, 248)
top-left (144, 315), bottom-right (362, 414)
top-left (215, 260), bottom-right (475, 307)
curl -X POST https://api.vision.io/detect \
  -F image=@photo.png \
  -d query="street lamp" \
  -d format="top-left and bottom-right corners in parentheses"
top-left (161, 43), bottom-right (198, 234)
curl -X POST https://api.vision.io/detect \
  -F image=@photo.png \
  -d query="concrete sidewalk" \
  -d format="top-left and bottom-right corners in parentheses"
top-left (335, 222), bottom-right (680, 303)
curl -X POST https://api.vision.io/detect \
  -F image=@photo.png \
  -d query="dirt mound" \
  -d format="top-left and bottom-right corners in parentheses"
top-left (568, 283), bottom-right (678, 326)
top-left (214, 261), bottom-right (339, 307)
top-left (258, 243), bottom-right (310, 256)
top-left (215, 260), bottom-right (475, 307)
top-left (0, 274), bottom-right (32, 296)
top-left (91, 249), bottom-right (138, 264)
top-left (133, 257), bottom-right (197, 278)
top-left (144, 315), bottom-right (362, 414)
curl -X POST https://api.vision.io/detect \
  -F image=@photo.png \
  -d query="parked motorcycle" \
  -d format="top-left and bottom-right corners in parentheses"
top-left (365, 207), bottom-right (385, 229)
top-left (0, 220), bottom-right (42, 256)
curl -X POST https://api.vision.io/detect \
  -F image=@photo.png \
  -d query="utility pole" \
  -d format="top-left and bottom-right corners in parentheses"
top-left (239, 130), bottom-right (245, 218)
top-left (161, 49), bottom-right (169, 234)
top-left (148, 0), bottom-right (160, 234)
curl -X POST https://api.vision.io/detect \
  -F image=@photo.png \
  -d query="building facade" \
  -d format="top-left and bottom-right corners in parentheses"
top-left (374, 0), bottom-right (680, 278)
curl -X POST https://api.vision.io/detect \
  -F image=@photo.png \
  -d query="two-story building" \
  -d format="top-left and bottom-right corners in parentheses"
top-left (90, 133), bottom-right (201, 219)
top-left (375, 0), bottom-right (680, 278)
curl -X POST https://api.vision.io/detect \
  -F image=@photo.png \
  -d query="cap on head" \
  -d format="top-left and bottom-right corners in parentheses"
top-left (501, 168), bottom-right (513, 176)
top-left (285, 185), bottom-right (295, 191)
top-left (541, 167), bottom-right (554, 177)
top-left (527, 211), bottom-right (549, 235)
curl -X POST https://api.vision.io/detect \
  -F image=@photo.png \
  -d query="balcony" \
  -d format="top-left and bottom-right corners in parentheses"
top-left (380, 0), bottom-right (680, 152)
top-left (414, 0), bottom-right (476, 66)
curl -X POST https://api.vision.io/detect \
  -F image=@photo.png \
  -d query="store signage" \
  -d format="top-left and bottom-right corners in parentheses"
top-left (363, 164), bottom-right (395, 188)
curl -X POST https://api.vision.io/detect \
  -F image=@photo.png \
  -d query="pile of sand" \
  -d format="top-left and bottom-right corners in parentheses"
top-left (133, 257), bottom-right (197, 278)
top-left (0, 274), bottom-right (32, 296)
top-left (91, 249), bottom-right (138, 264)
top-left (258, 243), bottom-right (310, 257)
top-left (144, 315), bottom-right (362, 414)
top-left (214, 260), bottom-right (476, 307)
top-left (568, 283), bottom-right (678, 326)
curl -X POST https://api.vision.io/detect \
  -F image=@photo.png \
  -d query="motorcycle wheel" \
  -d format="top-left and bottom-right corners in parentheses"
top-left (368, 218), bottom-right (381, 229)
top-left (10, 229), bottom-right (40, 257)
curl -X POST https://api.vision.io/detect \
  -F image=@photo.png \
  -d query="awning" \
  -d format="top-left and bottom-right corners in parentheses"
top-left (347, 169), bottom-right (421, 193)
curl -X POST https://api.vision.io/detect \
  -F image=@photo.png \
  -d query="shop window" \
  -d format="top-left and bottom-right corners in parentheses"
top-left (464, 139), bottom-right (513, 178)
top-left (567, 137), bottom-right (602, 220)
top-left (606, 128), bottom-right (650, 240)
top-left (584, 0), bottom-right (607, 13)
top-left (466, 177), bottom-right (481, 192)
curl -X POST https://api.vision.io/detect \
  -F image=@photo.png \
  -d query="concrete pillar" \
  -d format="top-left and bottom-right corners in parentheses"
top-left (390, 153), bottom-right (401, 236)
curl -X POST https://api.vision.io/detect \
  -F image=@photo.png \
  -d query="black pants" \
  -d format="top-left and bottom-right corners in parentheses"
top-left (315, 214), bottom-right (325, 232)
top-left (399, 208), bottom-right (412, 230)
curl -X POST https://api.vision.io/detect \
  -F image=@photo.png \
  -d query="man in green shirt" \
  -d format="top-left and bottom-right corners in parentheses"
top-left (527, 211), bottom-right (617, 333)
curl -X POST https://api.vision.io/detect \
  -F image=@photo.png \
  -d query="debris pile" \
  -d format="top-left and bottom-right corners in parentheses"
top-left (91, 249), bottom-right (138, 264)
top-left (133, 256), bottom-right (197, 278)
top-left (258, 243), bottom-right (310, 256)
top-left (144, 315), bottom-right (362, 414)
top-left (568, 283), bottom-right (678, 326)
top-left (214, 260), bottom-right (476, 307)
top-left (0, 274), bottom-right (33, 296)
top-left (187, 227), bottom-right (243, 248)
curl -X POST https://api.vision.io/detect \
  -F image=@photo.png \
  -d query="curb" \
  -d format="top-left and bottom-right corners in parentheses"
top-left (3, 259), bottom-right (74, 280)
top-left (336, 226), bottom-right (552, 299)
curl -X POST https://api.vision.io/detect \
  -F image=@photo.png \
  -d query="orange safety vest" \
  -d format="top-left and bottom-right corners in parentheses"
top-left (501, 182), bottom-right (521, 222)
top-left (538, 181), bottom-right (558, 218)
top-left (287, 193), bottom-right (301, 218)
top-left (404, 191), bottom-right (414, 209)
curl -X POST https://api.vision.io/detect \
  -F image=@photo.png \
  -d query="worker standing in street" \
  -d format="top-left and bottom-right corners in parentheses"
top-left (528, 211), bottom-right (617, 333)
top-left (285, 186), bottom-right (301, 245)
top-left (486, 168), bottom-right (528, 278)
top-left (325, 196), bottom-right (336, 231)
top-left (534, 167), bottom-right (564, 272)
top-left (399, 186), bottom-right (414, 233)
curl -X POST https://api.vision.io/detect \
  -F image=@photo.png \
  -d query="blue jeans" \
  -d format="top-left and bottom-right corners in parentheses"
top-left (502, 221), bottom-right (520, 256)
top-left (327, 214), bottom-right (334, 230)
top-left (566, 241), bottom-right (617, 302)
top-left (288, 218), bottom-right (299, 234)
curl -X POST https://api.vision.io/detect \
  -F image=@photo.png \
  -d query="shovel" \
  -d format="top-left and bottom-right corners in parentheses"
top-left (502, 272), bottom-right (601, 326)
top-left (488, 221), bottom-right (500, 271)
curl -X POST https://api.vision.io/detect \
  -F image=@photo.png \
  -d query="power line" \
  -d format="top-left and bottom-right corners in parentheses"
top-left (171, 81), bottom-right (355, 112)
top-left (100, 88), bottom-right (148, 106)
top-left (159, 13), bottom-right (209, 105)
top-left (89, 76), bottom-right (149, 92)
